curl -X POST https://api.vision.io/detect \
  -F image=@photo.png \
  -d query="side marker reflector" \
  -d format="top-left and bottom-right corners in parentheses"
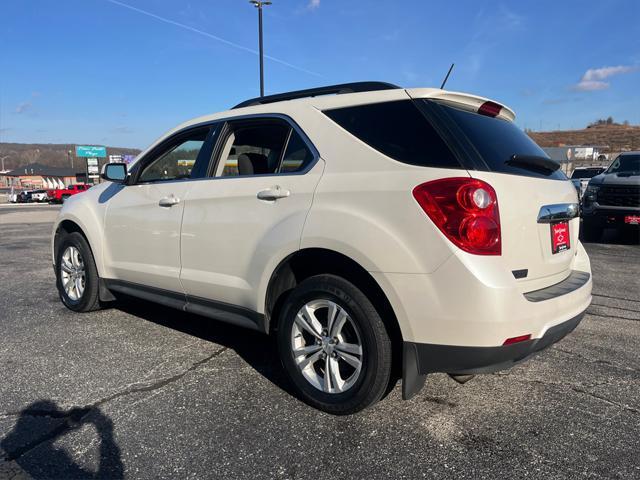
top-left (503, 334), bottom-right (532, 346)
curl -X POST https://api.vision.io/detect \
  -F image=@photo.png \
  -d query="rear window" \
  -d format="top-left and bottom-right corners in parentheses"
top-left (435, 102), bottom-right (567, 180)
top-left (323, 101), bottom-right (461, 169)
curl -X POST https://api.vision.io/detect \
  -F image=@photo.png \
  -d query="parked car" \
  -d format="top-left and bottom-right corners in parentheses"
top-left (17, 190), bottom-right (34, 203)
top-left (570, 166), bottom-right (606, 199)
top-left (47, 184), bottom-right (90, 203)
top-left (582, 152), bottom-right (640, 240)
top-left (30, 189), bottom-right (49, 203)
top-left (52, 82), bottom-right (592, 414)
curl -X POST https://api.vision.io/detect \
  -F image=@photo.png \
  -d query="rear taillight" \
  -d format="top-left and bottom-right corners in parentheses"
top-left (413, 178), bottom-right (501, 255)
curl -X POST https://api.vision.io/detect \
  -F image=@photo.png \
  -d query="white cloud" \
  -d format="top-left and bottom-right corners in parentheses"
top-left (15, 102), bottom-right (32, 114)
top-left (307, 0), bottom-right (320, 10)
top-left (574, 65), bottom-right (637, 91)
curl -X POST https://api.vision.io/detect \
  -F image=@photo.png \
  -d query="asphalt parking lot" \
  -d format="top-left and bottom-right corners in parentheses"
top-left (0, 205), bottom-right (638, 479)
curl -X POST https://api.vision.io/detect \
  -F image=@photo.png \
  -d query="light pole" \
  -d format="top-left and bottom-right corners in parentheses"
top-left (67, 150), bottom-right (74, 170)
top-left (249, 0), bottom-right (272, 97)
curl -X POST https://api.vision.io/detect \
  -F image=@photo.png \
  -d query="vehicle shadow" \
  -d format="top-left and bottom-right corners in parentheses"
top-left (115, 299), bottom-right (297, 398)
top-left (1, 400), bottom-right (124, 479)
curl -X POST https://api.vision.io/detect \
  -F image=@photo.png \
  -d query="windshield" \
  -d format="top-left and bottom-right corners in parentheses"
top-left (606, 154), bottom-right (640, 174)
top-left (434, 102), bottom-right (566, 180)
top-left (570, 168), bottom-right (603, 179)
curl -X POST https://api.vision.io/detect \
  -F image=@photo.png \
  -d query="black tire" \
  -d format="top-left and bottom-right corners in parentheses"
top-left (581, 219), bottom-right (602, 242)
top-left (277, 274), bottom-right (392, 415)
top-left (55, 232), bottom-right (102, 312)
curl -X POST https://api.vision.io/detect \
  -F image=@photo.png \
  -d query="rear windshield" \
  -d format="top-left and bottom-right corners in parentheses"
top-left (435, 102), bottom-right (567, 180)
top-left (323, 101), bottom-right (461, 169)
top-left (570, 168), bottom-right (604, 179)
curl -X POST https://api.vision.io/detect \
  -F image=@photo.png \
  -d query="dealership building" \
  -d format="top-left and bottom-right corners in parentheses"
top-left (2, 163), bottom-right (85, 189)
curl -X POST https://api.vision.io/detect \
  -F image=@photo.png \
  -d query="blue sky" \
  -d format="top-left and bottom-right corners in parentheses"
top-left (1, 0), bottom-right (639, 148)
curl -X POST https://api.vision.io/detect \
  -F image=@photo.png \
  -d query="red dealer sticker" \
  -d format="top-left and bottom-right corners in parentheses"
top-left (551, 222), bottom-right (570, 254)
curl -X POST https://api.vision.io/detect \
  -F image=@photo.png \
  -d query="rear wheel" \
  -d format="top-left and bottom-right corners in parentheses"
top-left (277, 274), bottom-right (392, 415)
top-left (55, 232), bottom-right (102, 312)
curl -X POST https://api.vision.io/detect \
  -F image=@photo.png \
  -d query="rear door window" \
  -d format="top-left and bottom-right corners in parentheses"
top-left (217, 124), bottom-right (290, 177)
top-left (279, 130), bottom-right (314, 173)
top-left (323, 100), bottom-right (461, 169)
top-left (434, 102), bottom-right (566, 180)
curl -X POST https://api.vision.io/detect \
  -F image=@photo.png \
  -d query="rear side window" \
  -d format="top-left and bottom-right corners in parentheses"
top-left (280, 130), bottom-right (314, 173)
top-left (324, 101), bottom-right (460, 169)
top-left (436, 102), bottom-right (566, 180)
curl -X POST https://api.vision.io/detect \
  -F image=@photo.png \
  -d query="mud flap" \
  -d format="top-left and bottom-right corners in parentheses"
top-left (402, 342), bottom-right (427, 400)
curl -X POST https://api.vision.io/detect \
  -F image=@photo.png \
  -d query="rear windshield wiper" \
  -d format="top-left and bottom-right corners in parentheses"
top-left (506, 154), bottom-right (560, 173)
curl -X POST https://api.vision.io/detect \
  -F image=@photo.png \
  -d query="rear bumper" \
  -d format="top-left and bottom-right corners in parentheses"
top-left (402, 310), bottom-right (585, 399)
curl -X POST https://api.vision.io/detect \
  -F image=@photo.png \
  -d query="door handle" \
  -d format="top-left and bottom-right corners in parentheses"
top-left (158, 195), bottom-right (180, 207)
top-left (257, 186), bottom-right (290, 201)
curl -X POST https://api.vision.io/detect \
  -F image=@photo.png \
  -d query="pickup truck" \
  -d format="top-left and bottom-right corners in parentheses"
top-left (582, 152), bottom-right (640, 241)
top-left (47, 184), bottom-right (91, 203)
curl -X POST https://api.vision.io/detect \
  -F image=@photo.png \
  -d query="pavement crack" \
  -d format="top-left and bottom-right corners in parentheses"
top-left (592, 293), bottom-right (640, 304)
top-left (587, 312), bottom-right (640, 322)
top-left (553, 347), bottom-right (640, 374)
top-left (1, 347), bottom-right (227, 463)
top-left (91, 346), bottom-right (228, 409)
top-left (590, 303), bottom-right (640, 314)
top-left (512, 378), bottom-right (639, 415)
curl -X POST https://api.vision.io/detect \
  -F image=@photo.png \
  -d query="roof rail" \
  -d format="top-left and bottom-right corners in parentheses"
top-left (232, 81), bottom-right (401, 109)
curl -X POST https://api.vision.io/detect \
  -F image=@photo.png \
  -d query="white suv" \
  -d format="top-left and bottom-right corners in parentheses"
top-left (52, 82), bottom-right (592, 414)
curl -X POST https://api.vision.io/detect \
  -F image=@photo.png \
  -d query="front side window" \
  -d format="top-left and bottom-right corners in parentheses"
top-left (139, 129), bottom-right (209, 183)
top-left (218, 124), bottom-right (290, 177)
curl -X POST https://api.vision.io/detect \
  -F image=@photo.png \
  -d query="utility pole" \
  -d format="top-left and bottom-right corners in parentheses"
top-left (249, 1), bottom-right (272, 97)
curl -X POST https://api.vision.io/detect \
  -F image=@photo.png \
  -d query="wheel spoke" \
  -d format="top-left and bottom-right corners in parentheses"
top-left (335, 342), bottom-right (362, 356)
top-left (326, 302), bottom-right (339, 334)
top-left (337, 350), bottom-right (362, 370)
top-left (296, 349), bottom-right (323, 370)
top-left (323, 354), bottom-right (332, 392)
top-left (293, 344), bottom-right (321, 357)
top-left (70, 248), bottom-right (80, 268)
top-left (328, 356), bottom-right (342, 392)
top-left (75, 277), bottom-right (84, 297)
top-left (61, 258), bottom-right (74, 273)
top-left (295, 307), bottom-right (322, 339)
top-left (329, 309), bottom-right (348, 338)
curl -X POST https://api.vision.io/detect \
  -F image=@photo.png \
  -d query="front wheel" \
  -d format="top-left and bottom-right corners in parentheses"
top-left (55, 232), bottom-right (102, 312)
top-left (277, 274), bottom-right (392, 415)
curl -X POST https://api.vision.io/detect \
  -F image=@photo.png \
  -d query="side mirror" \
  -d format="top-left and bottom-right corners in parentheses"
top-left (101, 163), bottom-right (128, 184)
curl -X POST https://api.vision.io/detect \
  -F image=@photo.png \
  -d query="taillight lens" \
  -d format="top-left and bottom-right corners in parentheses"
top-left (413, 178), bottom-right (501, 255)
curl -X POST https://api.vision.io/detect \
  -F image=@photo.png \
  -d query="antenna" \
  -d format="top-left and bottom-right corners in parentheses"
top-left (440, 63), bottom-right (455, 89)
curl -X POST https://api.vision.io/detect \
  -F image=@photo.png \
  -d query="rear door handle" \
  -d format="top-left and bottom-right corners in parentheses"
top-left (159, 195), bottom-right (180, 207)
top-left (257, 186), bottom-right (290, 201)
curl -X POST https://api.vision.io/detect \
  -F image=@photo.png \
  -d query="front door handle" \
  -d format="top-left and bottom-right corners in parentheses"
top-left (257, 186), bottom-right (290, 201)
top-left (159, 195), bottom-right (180, 207)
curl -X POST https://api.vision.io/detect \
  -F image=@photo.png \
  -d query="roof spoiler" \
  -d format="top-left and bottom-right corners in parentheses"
top-left (232, 81), bottom-right (401, 109)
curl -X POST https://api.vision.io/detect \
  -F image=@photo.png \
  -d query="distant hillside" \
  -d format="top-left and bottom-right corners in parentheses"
top-left (528, 124), bottom-right (640, 152)
top-left (0, 143), bottom-right (141, 171)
